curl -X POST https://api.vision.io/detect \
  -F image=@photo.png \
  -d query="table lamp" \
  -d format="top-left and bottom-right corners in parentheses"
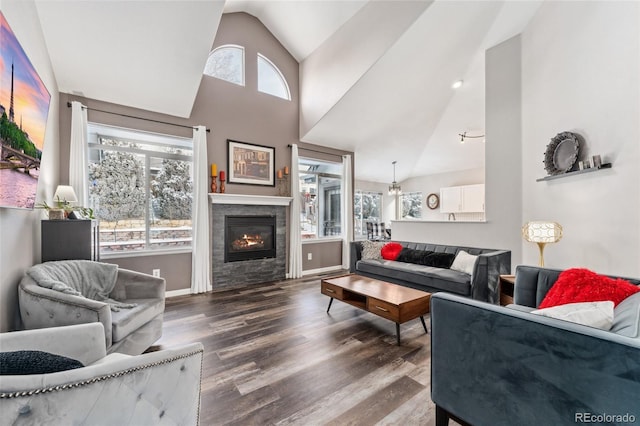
top-left (522, 221), bottom-right (563, 267)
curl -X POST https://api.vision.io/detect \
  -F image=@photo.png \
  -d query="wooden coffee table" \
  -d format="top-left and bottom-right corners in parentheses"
top-left (321, 274), bottom-right (431, 345)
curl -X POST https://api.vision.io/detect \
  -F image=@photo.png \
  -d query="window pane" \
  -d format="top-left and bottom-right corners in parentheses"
top-left (298, 157), bottom-right (343, 239)
top-left (150, 157), bottom-right (193, 250)
top-left (401, 192), bottom-right (423, 219)
top-left (354, 191), bottom-right (382, 237)
top-left (299, 174), bottom-right (317, 239)
top-left (88, 124), bottom-right (193, 255)
top-left (257, 54), bottom-right (290, 100)
top-left (204, 45), bottom-right (244, 86)
top-left (89, 149), bottom-right (147, 253)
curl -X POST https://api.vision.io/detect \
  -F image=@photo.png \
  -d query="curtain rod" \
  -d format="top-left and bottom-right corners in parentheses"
top-left (287, 144), bottom-right (344, 158)
top-left (67, 102), bottom-right (210, 133)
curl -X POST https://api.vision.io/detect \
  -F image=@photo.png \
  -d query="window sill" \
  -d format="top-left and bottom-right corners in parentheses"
top-left (100, 247), bottom-right (192, 259)
top-left (301, 237), bottom-right (344, 244)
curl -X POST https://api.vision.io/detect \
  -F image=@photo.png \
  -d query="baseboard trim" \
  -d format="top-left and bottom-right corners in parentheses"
top-left (302, 266), bottom-right (344, 276)
top-left (165, 288), bottom-right (191, 298)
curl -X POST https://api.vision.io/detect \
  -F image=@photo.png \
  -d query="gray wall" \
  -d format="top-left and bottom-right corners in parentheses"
top-left (57, 12), bottom-right (351, 290)
top-left (0, 0), bottom-right (61, 332)
top-left (393, 35), bottom-right (523, 271)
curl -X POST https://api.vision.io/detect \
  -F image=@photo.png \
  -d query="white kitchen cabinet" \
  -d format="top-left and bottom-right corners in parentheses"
top-left (440, 184), bottom-right (485, 213)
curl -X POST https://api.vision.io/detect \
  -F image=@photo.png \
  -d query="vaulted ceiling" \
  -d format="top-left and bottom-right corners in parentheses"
top-left (34, 0), bottom-right (542, 184)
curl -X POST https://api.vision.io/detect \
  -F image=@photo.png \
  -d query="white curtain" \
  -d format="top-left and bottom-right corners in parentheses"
top-left (342, 154), bottom-right (353, 269)
top-left (69, 101), bottom-right (88, 206)
top-left (191, 126), bottom-right (211, 294)
top-left (288, 144), bottom-right (303, 279)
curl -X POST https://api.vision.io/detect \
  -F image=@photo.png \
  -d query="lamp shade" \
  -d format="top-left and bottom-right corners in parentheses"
top-left (522, 221), bottom-right (563, 243)
top-left (54, 185), bottom-right (78, 203)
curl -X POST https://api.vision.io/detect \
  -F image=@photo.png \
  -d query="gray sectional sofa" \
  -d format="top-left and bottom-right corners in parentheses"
top-left (431, 265), bottom-right (640, 426)
top-left (349, 240), bottom-right (511, 303)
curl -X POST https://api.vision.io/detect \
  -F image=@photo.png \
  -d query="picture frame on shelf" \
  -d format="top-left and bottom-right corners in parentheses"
top-left (227, 139), bottom-right (275, 186)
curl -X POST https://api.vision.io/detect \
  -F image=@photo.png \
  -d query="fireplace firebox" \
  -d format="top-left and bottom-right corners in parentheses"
top-left (225, 215), bottom-right (276, 262)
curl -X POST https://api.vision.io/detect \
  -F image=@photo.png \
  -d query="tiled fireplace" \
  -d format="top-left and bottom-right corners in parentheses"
top-left (210, 194), bottom-right (292, 289)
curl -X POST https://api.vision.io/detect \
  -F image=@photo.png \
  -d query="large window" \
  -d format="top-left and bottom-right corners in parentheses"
top-left (203, 45), bottom-right (245, 86)
top-left (354, 190), bottom-right (383, 239)
top-left (298, 158), bottom-right (343, 239)
top-left (401, 191), bottom-right (423, 219)
top-left (87, 124), bottom-right (193, 255)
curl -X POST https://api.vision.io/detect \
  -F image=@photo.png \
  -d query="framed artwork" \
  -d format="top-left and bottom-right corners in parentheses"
top-left (227, 139), bottom-right (275, 186)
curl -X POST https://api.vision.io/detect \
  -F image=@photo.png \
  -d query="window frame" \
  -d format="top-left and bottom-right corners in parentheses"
top-left (298, 157), bottom-right (344, 240)
top-left (203, 44), bottom-right (245, 87)
top-left (257, 53), bottom-right (291, 101)
top-left (87, 123), bottom-right (194, 258)
top-left (354, 190), bottom-right (384, 239)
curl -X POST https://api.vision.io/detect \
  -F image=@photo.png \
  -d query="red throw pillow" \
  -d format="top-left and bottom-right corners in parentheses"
top-left (539, 268), bottom-right (640, 309)
top-left (381, 242), bottom-right (403, 260)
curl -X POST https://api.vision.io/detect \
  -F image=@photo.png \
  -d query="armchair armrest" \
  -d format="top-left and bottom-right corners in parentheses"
top-left (470, 249), bottom-right (511, 304)
top-left (349, 241), bottom-right (362, 273)
top-left (110, 269), bottom-right (166, 300)
top-left (0, 342), bottom-right (204, 425)
top-left (0, 323), bottom-right (107, 365)
top-left (430, 293), bottom-right (640, 426)
top-left (18, 278), bottom-right (113, 348)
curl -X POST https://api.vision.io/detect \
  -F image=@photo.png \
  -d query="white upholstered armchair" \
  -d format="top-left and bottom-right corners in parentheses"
top-left (0, 323), bottom-right (203, 425)
top-left (18, 261), bottom-right (166, 355)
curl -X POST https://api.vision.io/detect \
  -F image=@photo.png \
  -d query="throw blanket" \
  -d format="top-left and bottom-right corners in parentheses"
top-left (27, 260), bottom-right (136, 312)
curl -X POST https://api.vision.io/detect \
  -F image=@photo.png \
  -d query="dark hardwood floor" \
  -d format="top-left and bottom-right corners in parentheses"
top-left (156, 273), bottom-right (442, 425)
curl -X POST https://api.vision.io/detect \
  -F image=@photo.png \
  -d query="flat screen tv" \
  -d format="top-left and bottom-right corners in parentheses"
top-left (0, 11), bottom-right (51, 209)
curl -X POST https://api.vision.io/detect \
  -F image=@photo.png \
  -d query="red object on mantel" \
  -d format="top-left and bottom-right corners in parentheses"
top-left (219, 171), bottom-right (225, 181)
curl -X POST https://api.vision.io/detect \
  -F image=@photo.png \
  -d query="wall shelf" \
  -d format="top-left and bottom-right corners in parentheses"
top-left (536, 163), bottom-right (612, 182)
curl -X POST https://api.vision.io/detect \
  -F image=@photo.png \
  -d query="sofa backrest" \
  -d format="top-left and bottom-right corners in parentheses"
top-left (399, 241), bottom-right (502, 256)
top-left (514, 265), bottom-right (640, 308)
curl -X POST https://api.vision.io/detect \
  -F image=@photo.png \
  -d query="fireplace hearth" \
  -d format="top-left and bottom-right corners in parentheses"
top-left (225, 215), bottom-right (276, 262)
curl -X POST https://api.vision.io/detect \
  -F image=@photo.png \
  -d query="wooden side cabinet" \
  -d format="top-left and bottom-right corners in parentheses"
top-left (41, 220), bottom-right (99, 262)
top-left (499, 275), bottom-right (515, 306)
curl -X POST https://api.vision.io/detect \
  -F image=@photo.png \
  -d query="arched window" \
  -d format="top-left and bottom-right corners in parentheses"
top-left (203, 45), bottom-right (244, 86)
top-left (257, 54), bottom-right (291, 100)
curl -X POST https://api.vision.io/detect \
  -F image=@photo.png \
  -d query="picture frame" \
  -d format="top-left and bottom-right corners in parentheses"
top-left (227, 139), bottom-right (275, 186)
top-left (426, 193), bottom-right (439, 210)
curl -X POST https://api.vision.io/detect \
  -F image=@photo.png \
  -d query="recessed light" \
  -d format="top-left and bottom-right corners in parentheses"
top-left (452, 80), bottom-right (463, 89)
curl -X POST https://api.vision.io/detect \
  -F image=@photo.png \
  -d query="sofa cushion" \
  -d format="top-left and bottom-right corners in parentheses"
top-left (381, 242), bottom-right (403, 260)
top-left (610, 292), bottom-right (640, 338)
top-left (532, 301), bottom-right (615, 330)
top-left (0, 350), bottom-right (83, 375)
top-left (539, 268), bottom-right (640, 309)
top-left (361, 240), bottom-right (385, 260)
top-left (111, 298), bottom-right (164, 342)
top-left (396, 248), bottom-right (455, 268)
top-left (450, 250), bottom-right (478, 275)
top-left (356, 259), bottom-right (471, 295)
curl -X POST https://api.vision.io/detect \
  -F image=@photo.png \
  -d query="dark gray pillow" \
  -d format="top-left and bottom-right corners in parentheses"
top-left (0, 350), bottom-right (84, 375)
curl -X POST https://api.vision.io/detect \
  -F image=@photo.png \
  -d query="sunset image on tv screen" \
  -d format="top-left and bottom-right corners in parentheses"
top-left (0, 12), bottom-right (51, 209)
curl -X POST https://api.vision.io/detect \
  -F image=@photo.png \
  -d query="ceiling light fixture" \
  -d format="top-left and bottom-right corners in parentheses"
top-left (452, 80), bottom-right (464, 89)
top-left (388, 161), bottom-right (402, 196)
top-left (458, 131), bottom-right (485, 143)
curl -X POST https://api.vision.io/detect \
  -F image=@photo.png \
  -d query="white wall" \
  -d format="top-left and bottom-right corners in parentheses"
top-left (393, 35), bottom-right (522, 270)
top-left (521, 1), bottom-right (640, 276)
top-left (400, 167), bottom-right (485, 221)
top-left (0, 1), bottom-right (60, 331)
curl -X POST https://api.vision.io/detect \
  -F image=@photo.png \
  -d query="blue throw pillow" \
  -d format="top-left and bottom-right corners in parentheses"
top-left (0, 350), bottom-right (84, 375)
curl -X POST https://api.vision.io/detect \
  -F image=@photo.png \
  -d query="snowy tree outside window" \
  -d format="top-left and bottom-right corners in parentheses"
top-left (87, 126), bottom-right (193, 254)
top-left (401, 192), bottom-right (423, 219)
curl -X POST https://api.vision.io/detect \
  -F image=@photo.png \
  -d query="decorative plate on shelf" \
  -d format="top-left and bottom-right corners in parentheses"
top-left (543, 131), bottom-right (580, 175)
top-left (426, 193), bottom-right (439, 210)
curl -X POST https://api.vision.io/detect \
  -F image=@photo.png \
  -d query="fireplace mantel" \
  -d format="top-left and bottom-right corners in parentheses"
top-left (209, 193), bottom-right (292, 206)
